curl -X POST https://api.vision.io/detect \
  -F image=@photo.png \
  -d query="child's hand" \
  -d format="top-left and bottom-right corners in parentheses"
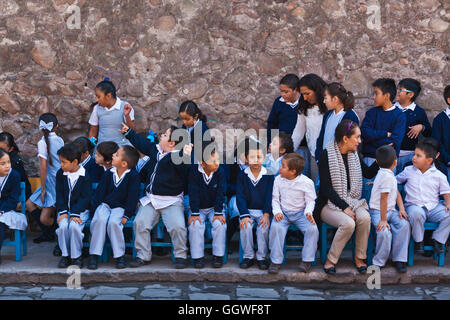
top-left (188, 215), bottom-right (201, 226)
top-left (344, 207), bottom-right (356, 221)
top-left (123, 104), bottom-right (132, 117)
top-left (213, 215), bottom-right (226, 225)
top-left (119, 122), bottom-right (130, 134)
top-left (306, 212), bottom-right (316, 225)
top-left (259, 213), bottom-right (270, 229)
top-left (183, 143), bottom-right (193, 156)
top-left (365, 181), bottom-right (374, 186)
top-left (40, 189), bottom-right (46, 204)
top-left (274, 213), bottom-right (284, 222)
top-left (121, 217), bottom-right (128, 225)
top-left (240, 217), bottom-right (252, 230)
top-left (387, 132), bottom-right (392, 138)
top-left (70, 217), bottom-right (82, 224)
top-left (407, 124), bottom-right (423, 139)
top-left (399, 209), bottom-right (408, 220)
top-left (377, 220), bottom-right (390, 232)
top-left (57, 214), bottom-right (68, 224)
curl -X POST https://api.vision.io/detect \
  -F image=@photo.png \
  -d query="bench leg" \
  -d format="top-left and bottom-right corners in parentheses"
top-left (320, 225), bottom-right (327, 264)
top-left (22, 231), bottom-right (27, 257)
top-left (14, 230), bottom-right (22, 261)
top-left (408, 238), bottom-right (414, 267)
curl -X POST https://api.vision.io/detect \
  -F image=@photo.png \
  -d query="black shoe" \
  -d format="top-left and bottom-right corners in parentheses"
top-left (323, 266), bottom-right (336, 274)
top-left (299, 261), bottom-right (312, 273)
top-left (212, 256), bottom-right (223, 268)
top-left (356, 265), bottom-right (367, 274)
top-left (58, 256), bottom-right (70, 268)
top-left (193, 258), bottom-right (205, 269)
top-left (415, 241), bottom-right (425, 254)
top-left (394, 261), bottom-right (407, 273)
top-left (257, 259), bottom-right (269, 270)
top-left (71, 257), bottom-right (83, 268)
top-left (116, 255), bottom-right (127, 269)
top-left (432, 239), bottom-right (444, 255)
top-left (239, 258), bottom-right (254, 269)
top-left (129, 257), bottom-right (150, 268)
top-left (175, 258), bottom-right (188, 269)
top-left (268, 263), bottom-right (281, 274)
top-left (87, 255), bottom-right (98, 270)
top-left (33, 233), bottom-right (55, 244)
top-left (53, 244), bottom-right (62, 257)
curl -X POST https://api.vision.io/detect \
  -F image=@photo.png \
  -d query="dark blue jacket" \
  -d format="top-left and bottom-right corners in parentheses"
top-left (92, 169), bottom-right (140, 220)
top-left (82, 155), bottom-right (104, 184)
top-left (0, 169), bottom-right (20, 213)
top-left (267, 96), bottom-right (298, 144)
top-left (136, 156), bottom-right (155, 184)
top-left (9, 151), bottom-right (31, 199)
top-left (55, 168), bottom-right (92, 218)
top-left (315, 109), bottom-right (360, 160)
top-left (236, 169), bottom-right (274, 218)
top-left (432, 110), bottom-right (450, 165)
top-left (361, 106), bottom-right (406, 157)
top-left (188, 165), bottom-right (226, 215)
top-left (399, 104), bottom-right (432, 151)
top-left (125, 129), bottom-right (190, 196)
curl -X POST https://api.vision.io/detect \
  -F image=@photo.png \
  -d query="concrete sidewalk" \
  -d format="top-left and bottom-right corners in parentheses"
top-left (0, 232), bottom-right (448, 285)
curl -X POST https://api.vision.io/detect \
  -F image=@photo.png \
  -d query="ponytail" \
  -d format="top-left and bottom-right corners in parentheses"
top-left (0, 132), bottom-right (20, 153)
top-left (39, 113), bottom-right (58, 166)
top-left (179, 100), bottom-right (207, 123)
top-left (325, 82), bottom-right (355, 111)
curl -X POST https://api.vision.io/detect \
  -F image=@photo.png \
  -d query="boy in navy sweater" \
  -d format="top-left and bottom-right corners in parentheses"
top-left (432, 85), bottom-right (450, 182)
top-left (121, 123), bottom-right (193, 269)
top-left (188, 142), bottom-right (227, 268)
top-left (87, 145), bottom-right (140, 270)
top-left (267, 74), bottom-right (300, 144)
top-left (55, 144), bottom-right (92, 269)
top-left (394, 78), bottom-right (432, 173)
top-left (237, 141), bottom-right (274, 270)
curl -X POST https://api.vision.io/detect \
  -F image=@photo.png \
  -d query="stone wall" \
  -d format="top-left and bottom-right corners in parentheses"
top-left (0, 0), bottom-right (448, 175)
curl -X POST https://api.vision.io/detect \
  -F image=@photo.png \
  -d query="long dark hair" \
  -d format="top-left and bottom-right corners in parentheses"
top-left (179, 100), bottom-right (207, 123)
top-left (39, 113), bottom-right (58, 166)
top-left (0, 132), bottom-right (19, 153)
top-left (325, 82), bottom-right (355, 111)
top-left (297, 74), bottom-right (327, 116)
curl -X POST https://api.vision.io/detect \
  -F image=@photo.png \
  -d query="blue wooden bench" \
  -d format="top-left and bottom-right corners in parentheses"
top-left (408, 222), bottom-right (446, 267)
top-left (3, 182), bottom-right (27, 261)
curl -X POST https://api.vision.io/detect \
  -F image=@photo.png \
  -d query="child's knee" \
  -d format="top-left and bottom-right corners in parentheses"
top-left (376, 229), bottom-right (392, 242)
top-left (68, 221), bottom-right (81, 234)
top-left (307, 225), bottom-right (319, 237)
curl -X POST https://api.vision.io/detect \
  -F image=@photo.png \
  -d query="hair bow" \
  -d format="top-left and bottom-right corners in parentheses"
top-left (147, 130), bottom-right (157, 142)
top-left (89, 137), bottom-right (97, 147)
top-left (39, 120), bottom-right (54, 132)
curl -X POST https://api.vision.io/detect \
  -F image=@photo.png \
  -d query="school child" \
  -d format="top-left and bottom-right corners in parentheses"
top-left (72, 137), bottom-right (103, 183)
top-left (94, 141), bottom-right (119, 173)
top-left (55, 144), bottom-right (92, 268)
top-left (360, 78), bottom-right (406, 200)
top-left (291, 74), bottom-right (327, 181)
top-left (432, 85), bottom-right (450, 182)
top-left (0, 150), bottom-right (27, 264)
top-left (237, 141), bottom-right (274, 270)
top-left (315, 82), bottom-right (360, 162)
top-left (121, 123), bottom-right (192, 269)
top-left (26, 113), bottom-right (64, 243)
top-left (396, 139), bottom-right (450, 257)
top-left (268, 153), bottom-right (319, 274)
top-left (369, 145), bottom-right (410, 273)
top-left (394, 78), bottom-right (432, 173)
top-left (188, 142), bottom-right (227, 268)
top-left (263, 132), bottom-right (294, 176)
top-left (88, 78), bottom-right (135, 146)
top-left (134, 132), bottom-right (157, 184)
top-left (267, 74), bottom-right (301, 144)
top-left (87, 145), bottom-right (140, 270)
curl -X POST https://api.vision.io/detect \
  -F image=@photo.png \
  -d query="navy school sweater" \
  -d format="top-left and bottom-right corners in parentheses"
top-left (81, 155), bottom-right (104, 184)
top-left (92, 168), bottom-right (140, 220)
top-left (224, 163), bottom-right (241, 199)
top-left (314, 109), bottom-right (360, 160)
top-left (125, 129), bottom-right (190, 196)
top-left (361, 106), bottom-right (406, 157)
top-left (236, 168), bottom-right (274, 218)
top-left (188, 164), bottom-right (227, 216)
top-left (9, 151), bottom-right (32, 199)
top-left (55, 168), bottom-right (92, 218)
top-left (0, 169), bottom-right (21, 213)
top-left (432, 110), bottom-right (450, 165)
top-left (136, 156), bottom-right (155, 184)
top-left (398, 104), bottom-right (432, 151)
top-left (267, 96), bottom-right (298, 144)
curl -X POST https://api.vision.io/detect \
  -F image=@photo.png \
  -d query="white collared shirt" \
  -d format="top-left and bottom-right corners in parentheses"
top-left (110, 167), bottom-right (130, 187)
top-left (395, 101), bottom-right (416, 112)
top-left (384, 105), bottom-right (397, 112)
top-left (0, 168), bottom-right (12, 193)
top-left (136, 156), bottom-right (150, 172)
top-left (37, 132), bottom-right (61, 160)
top-left (445, 107), bottom-right (450, 119)
top-left (63, 166), bottom-right (86, 188)
top-left (279, 96), bottom-right (300, 108)
top-left (369, 168), bottom-right (398, 211)
top-left (198, 164), bottom-right (215, 184)
top-left (272, 174), bottom-right (316, 215)
top-left (244, 166), bottom-right (267, 186)
top-left (187, 119), bottom-right (200, 134)
top-left (396, 165), bottom-right (450, 211)
top-left (88, 97), bottom-right (135, 126)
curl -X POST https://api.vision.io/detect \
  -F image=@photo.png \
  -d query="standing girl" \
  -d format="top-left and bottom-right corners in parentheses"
top-left (0, 150), bottom-right (26, 264)
top-left (291, 74), bottom-right (327, 182)
top-left (315, 82), bottom-right (360, 161)
top-left (88, 78), bottom-right (135, 146)
top-left (26, 113), bottom-right (64, 243)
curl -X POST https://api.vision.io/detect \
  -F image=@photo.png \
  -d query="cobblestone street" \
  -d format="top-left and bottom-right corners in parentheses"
top-left (0, 282), bottom-right (448, 300)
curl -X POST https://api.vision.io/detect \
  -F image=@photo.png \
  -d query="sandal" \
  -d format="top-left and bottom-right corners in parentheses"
top-left (323, 266), bottom-right (336, 274)
top-left (355, 265), bottom-right (367, 274)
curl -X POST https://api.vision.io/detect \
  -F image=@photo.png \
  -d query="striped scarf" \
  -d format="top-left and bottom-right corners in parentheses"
top-left (326, 141), bottom-right (367, 211)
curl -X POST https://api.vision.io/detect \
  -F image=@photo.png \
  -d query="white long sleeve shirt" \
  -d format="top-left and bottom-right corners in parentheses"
top-left (272, 174), bottom-right (316, 215)
top-left (291, 106), bottom-right (323, 157)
